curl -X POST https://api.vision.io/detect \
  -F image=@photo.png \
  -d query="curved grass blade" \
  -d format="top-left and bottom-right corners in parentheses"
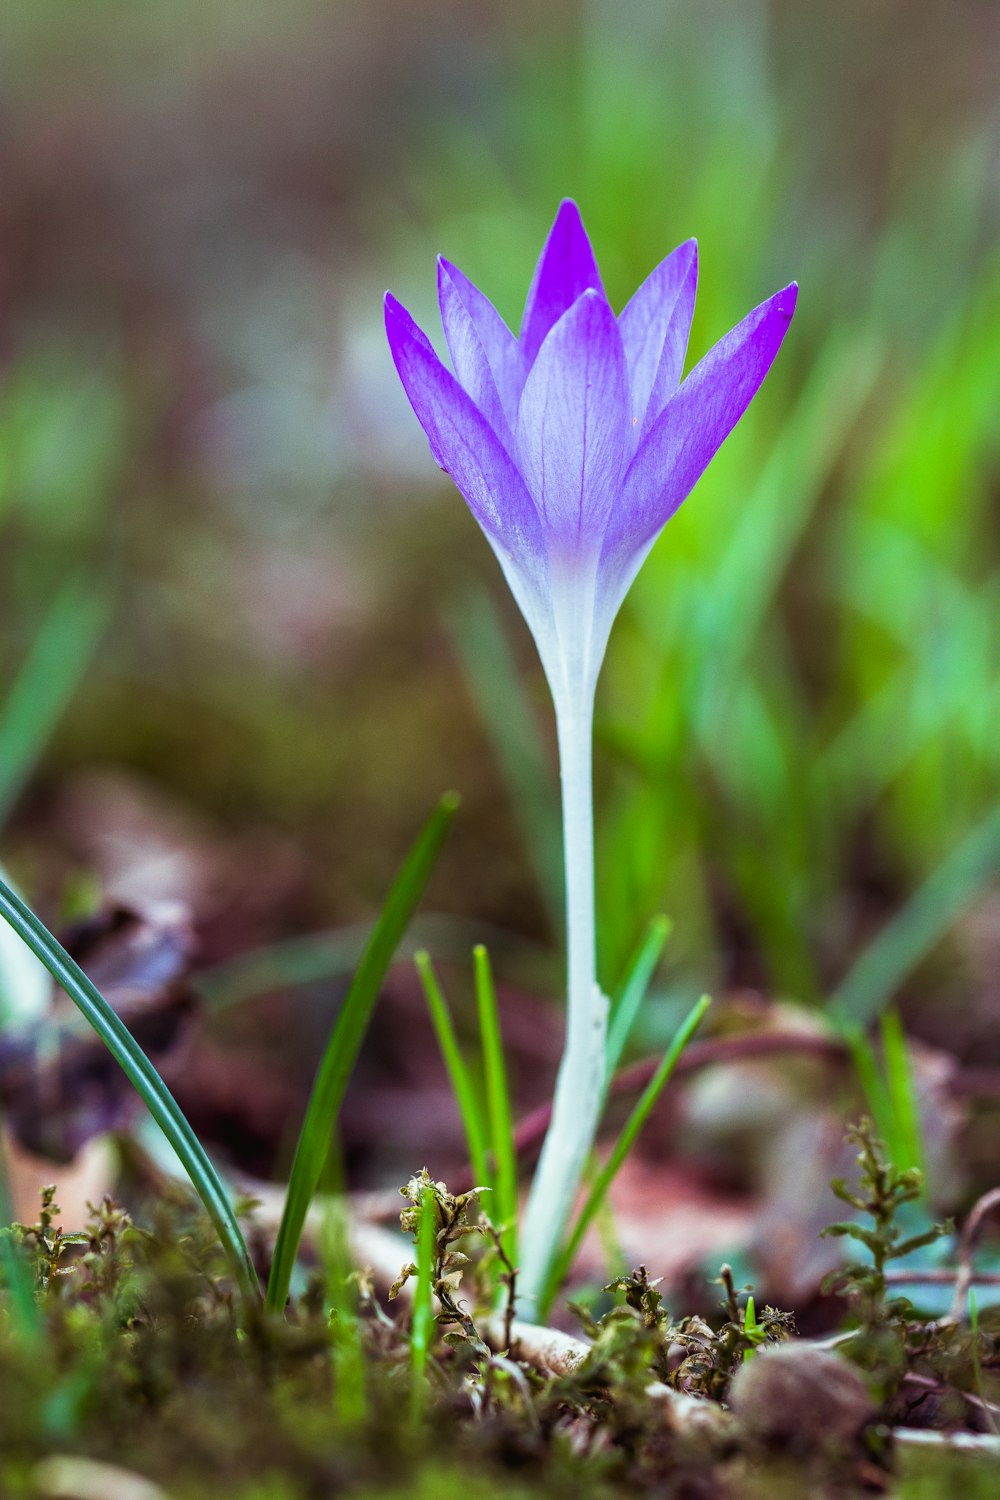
top-left (540, 994), bottom-right (711, 1320)
top-left (845, 1008), bottom-right (926, 1180)
top-left (829, 801), bottom-right (1000, 1029)
top-left (605, 914), bottom-right (672, 1084)
top-left (0, 578), bottom-right (110, 828)
top-left (408, 1183), bottom-right (437, 1426)
top-left (415, 950), bottom-right (490, 1191)
top-left (320, 1160), bottom-right (368, 1428)
top-left (0, 876), bottom-right (259, 1304)
top-left (880, 1006), bottom-right (925, 1176)
top-left (843, 1024), bottom-right (897, 1162)
top-left (265, 792), bottom-right (459, 1314)
top-left (474, 944), bottom-right (518, 1261)
top-left (198, 914), bottom-right (555, 1012)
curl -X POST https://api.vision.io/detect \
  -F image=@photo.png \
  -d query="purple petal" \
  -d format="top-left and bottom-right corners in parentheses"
top-left (618, 239), bottom-right (697, 437)
top-left (520, 200), bottom-right (606, 367)
top-left (437, 258), bottom-right (525, 431)
top-left (603, 283), bottom-right (798, 567)
top-left (516, 289), bottom-right (630, 551)
top-left (385, 292), bottom-right (545, 565)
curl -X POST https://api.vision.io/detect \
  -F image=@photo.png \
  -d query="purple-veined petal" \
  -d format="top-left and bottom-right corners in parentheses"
top-left (437, 257), bottom-right (525, 430)
top-left (618, 239), bottom-right (697, 438)
top-left (516, 289), bottom-right (631, 552)
top-left (520, 200), bottom-right (607, 366)
top-left (602, 282), bottom-right (798, 569)
top-left (385, 292), bottom-right (546, 569)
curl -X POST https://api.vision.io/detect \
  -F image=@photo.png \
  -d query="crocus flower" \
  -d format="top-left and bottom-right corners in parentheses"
top-left (386, 200), bottom-right (796, 1311)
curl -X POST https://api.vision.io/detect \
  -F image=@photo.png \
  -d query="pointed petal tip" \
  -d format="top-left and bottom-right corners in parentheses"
top-left (384, 293), bottom-right (435, 363)
top-left (677, 238), bottom-right (698, 278)
top-left (436, 256), bottom-right (469, 294)
top-left (777, 281), bottom-right (799, 316)
top-left (548, 197), bottom-right (590, 242)
top-left (521, 198), bottom-right (605, 360)
top-left (384, 291), bottom-right (413, 341)
top-left (750, 281), bottom-right (798, 328)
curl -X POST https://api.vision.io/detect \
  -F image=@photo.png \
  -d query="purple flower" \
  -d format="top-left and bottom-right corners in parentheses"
top-left (386, 201), bottom-right (796, 1311)
top-left (385, 199), bottom-right (796, 702)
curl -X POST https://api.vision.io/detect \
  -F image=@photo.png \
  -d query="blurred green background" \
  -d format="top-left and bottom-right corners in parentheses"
top-left (1, 0), bottom-right (998, 1069)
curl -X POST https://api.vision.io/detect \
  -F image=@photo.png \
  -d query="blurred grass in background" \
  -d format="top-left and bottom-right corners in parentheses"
top-left (0, 1), bottom-right (997, 1056)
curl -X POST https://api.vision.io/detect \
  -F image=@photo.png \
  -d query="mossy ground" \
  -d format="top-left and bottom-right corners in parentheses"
top-left (1, 1173), bottom-right (997, 1500)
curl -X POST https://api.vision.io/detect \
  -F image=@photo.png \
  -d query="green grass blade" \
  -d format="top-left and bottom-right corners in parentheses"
top-left (842, 1023), bottom-right (898, 1160)
top-left (605, 914), bottom-right (672, 1083)
top-left (318, 1148), bottom-right (368, 1428)
top-left (447, 591), bottom-right (563, 931)
top-left (0, 577), bottom-right (110, 827)
top-left (880, 1007), bottom-right (924, 1175)
top-left (0, 1107), bottom-right (42, 1341)
top-left (199, 921), bottom-right (377, 1009)
top-left (829, 802), bottom-right (1000, 1030)
top-left (409, 1184), bottom-right (437, 1426)
top-left (197, 914), bottom-right (555, 1012)
top-left (0, 1229), bottom-right (39, 1340)
top-left (541, 994), bottom-right (711, 1319)
top-left (474, 944), bottom-right (517, 1259)
top-left (265, 793), bottom-right (459, 1314)
top-left (0, 876), bottom-right (259, 1304)
top-left (743, 1294), bottom-right (758, 1362)
top-left (415, 950), bottom-right (490, 1191)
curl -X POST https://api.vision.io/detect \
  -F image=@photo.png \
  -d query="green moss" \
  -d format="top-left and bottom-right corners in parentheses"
top-left (0, 1175), bottom-right (993, 1500)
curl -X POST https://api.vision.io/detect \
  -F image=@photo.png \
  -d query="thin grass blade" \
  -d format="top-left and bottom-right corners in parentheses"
top-left (265, 793), bottom-right (459, 1314)
top-left (0, 876), bottom-right (259, 1304)
top-left (0, 1108), bottom-right (42, 1340)
top-left (319, 1140), bottom-right (368, 1428)
top-left (605, 914), bottom-right (672, 1083)
top-left (541, 994), bottom-right (711, 1319)
top-left (198, 914), bottom-right (554, 1012)
top-left (842, 1023), bottom-right (899, 1163)
top-left (415, 950), bottom-right (490, 1190)
top-left (880, 1007), bottom-right (925, 1175)
top-left (829, 804), bottom-right (1000, 1030)
top-left (0, 578), bottom-right (110, 827)
top-left (408, 1184), bottom-right (437, 1426)
top-left (474, 944), bottom-right (518, 1259)
top-left (743, 1294), bottom-right (758, 1362)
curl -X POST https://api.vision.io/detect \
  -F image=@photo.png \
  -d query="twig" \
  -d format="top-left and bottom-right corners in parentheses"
top-left (511, 1030), bottom-right (847, 1169)
top-left (885, 1268), bottom-right (1000, 1287)
top-left (895, 1428), bottom-right (1000, 1455)
top-left (950, 1186), bottom-right (1000, 1321)
top-left (901, 1370), bottom-right (1000, 1427)
top-left (482, 1218), bottom-right (518, 1351)
top-left (479, 1313), bottom-right (731, 1435)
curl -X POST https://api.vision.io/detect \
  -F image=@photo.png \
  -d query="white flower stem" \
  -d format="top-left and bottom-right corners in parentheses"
top-left (516, 686), bottom-right (607, 1315)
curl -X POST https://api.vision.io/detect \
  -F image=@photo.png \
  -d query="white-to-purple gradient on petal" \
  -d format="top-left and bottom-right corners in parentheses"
top-left (385, 197), bottom-right (796, 704)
